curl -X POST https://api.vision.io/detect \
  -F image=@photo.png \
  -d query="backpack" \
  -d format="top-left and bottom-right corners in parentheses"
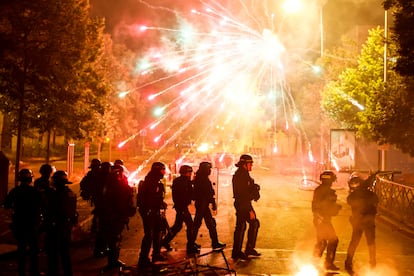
top-left (136, 180), bottom-right (146, 209)
top-left (80, 174), bottom-right (92, 200)
top-left (123, 184), bottom-right (136, 217)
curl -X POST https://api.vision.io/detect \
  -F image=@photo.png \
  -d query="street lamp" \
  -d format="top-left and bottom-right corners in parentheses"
top-left (380, 8), bottom-right (389, 171)
top-left (282, 0), bottom-right (303, 14)
top-left (319, 4), bottom-right (324, 57)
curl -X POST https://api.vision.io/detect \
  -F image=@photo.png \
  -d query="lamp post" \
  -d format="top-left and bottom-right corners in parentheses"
top-left (319, 5), bottom-right (324, 58)
top-left (380, 8), bottom-right (388, 171)
top-left (319, 3), bottom-right (325, 167)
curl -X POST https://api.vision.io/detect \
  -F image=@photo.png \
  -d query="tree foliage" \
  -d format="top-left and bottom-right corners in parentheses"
top-left (322, 27), bottom-right (414, 156)
top-left (0, 0), bottom-right (109, 143)
top-left (383, 0), bottom-right (414, 76)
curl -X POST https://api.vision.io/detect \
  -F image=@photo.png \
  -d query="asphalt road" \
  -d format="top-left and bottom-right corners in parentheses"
top-left (1, 158), bottom-right (414, 275)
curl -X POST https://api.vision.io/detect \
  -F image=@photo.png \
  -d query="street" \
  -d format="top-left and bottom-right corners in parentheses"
top-left (1, 158), bottom-right (414, 275)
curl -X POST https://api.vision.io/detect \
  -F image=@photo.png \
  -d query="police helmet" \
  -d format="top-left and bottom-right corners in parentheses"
top-left (39, 164), bottom-right (53, 176)
top-left (236, 154), bottom-right (253, 167)
top-left (101, 162), bottom-right (113, 173)
top-left (319, 170), bottom-right (337, 183)
top-left (179, 165), bottom-right (193, 175)
top-left (52, 170), bottom-right (72, 186)
top-left (19, 169), bottom-right (33, 183)
top-left (89, 158), bottom-right (101, 169)
top-left (114, 159), bottom-right (124, 166)
top-left (348, 172), bottom-right (363, 190)
top-left (151, 162), bottom-right (166, 171)
top-left (112, 164), bottom-right (124, 174)
top-left (197, 162), bottom-right (212, 175)
top-left (199, 161), bottom-right (212, 170)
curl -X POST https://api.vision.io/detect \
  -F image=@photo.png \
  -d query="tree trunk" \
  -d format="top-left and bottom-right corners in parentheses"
top-left (0, 114), bottom-right (13, 151)
top-left (46, 129), bottom-right (51, 163)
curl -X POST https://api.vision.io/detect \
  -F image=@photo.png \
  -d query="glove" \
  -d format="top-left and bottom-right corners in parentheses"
top-left (211, 201), bottom-right (217, 211)
top-left (251, 183), bottom-right (261, 201)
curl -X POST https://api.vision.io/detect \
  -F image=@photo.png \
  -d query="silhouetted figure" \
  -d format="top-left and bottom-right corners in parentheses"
top-left (161, 165), bottom-right (198, 253)
top-left (312, 170), bottom-right (342, 271)
top-left (345, 172), bottom-right (378, 274)
top-left (34, 164), bottom-right (54, 191)
top-left (114, 159), bottom-right (130, 177)
top-left (44, 171), bottom-right (77, 276)
top-left (100, 164), bottom-right (134, 270)
top-left (93, 161), bottom-right (111, 257)
top-left (4, 169), bottom-right (42, 276)
top-left (191, 162), bottom-right (226, 251)
top-left (80, 158), bottom-right (101, 235)
top-left (33, 164), bottom-right (55, 252)
top-left (137, 162), bottom-right (167, 267)
top-left (231, 154), bottom-right (261, 261)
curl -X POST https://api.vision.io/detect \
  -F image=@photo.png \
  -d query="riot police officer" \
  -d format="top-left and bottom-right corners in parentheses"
top-left (44, 171), bottom-right (77, 276)
top-left (161, 165), bottom-right (198, 253)
top-left (4, 169), bottom-right (42, 276)
top-left (34, 164), bottom-right (54, 191)
top-left (93, 161), bottom-right (111, 257)
top-left (100, 164), bottom-right (133, 269)
top-left (33, 164), bottom-right (55, 253)
top-left (137, 162), bottom-right (167, 267)
top-left (345, 172), bottom-right (378, 273)
top-left (231, 154), bottom-right (260, 260)
top-left (312, 170), bottom-right (342, 271)
top-left (191, 162), bottom-right (226, 251)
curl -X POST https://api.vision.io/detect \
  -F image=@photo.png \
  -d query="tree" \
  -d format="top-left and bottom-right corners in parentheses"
top-left (0, 0), bottom-right (109, 181)
top-left (322, 27), bottom-right (414, 156)
top-left (383, 0), bottom-right (414, 76)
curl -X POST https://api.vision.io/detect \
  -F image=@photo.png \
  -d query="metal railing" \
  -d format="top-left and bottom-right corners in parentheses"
top-left (375, 173), bottom-right (414, 231)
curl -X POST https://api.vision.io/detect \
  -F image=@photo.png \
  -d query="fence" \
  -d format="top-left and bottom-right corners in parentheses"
top-left (375, 173), bottom-right (414, 231)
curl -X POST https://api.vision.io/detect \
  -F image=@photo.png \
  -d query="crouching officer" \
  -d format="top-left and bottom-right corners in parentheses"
top-left (345, 172), bottom-right (378, 273)
top-left (312, 170), bottom-right (342, 271)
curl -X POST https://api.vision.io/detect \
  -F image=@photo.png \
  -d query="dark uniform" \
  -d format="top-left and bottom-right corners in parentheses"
top-left (312, 170), bottom-right (341, 271)
top-left (34, 164), bottom-right (54, 191)
top-left (4, 169), bottom-right (42, 276)
top-left (44, 171), bottom-right (77, 276)
top-left (161, 165), bottom-right (197, 253)
top-left (191, 162), bottom-right (225, 250)
top-left (100, 164), bottom-right (133, 269)
top-left (33, 164), bottom-right (54, 252)
top-left (345, 173), bottom-right (378, 273)
top-left (79, 158), bottom-right (101, 235)
top-left (93, 161), bottom-right (111, 257)
top-left (231, 154), bottom-right (260, 260)
top-left (137, 162), bottom-right (167, 267)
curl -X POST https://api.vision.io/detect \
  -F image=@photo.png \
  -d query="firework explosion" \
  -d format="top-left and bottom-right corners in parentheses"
top-left (120, 0), bottom-right (323, 178)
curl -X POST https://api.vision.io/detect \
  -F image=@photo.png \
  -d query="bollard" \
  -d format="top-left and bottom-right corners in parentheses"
top-left (0, 151), bottom-right (10, 203)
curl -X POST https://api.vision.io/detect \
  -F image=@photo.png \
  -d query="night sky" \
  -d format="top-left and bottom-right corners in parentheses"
top-left (89, 0), bottom-right (385, 50)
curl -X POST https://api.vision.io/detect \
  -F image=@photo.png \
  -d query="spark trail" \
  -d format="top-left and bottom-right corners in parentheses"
top-left (122, 0), bottom-right (323, 180)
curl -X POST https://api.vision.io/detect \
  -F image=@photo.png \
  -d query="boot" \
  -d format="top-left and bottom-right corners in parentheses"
top-left (325, 239), bottom-right (339, 270)
top-left (345, 258), bottom-right (354, 274)
top-left (368, 244), bottom-right (376, 268)
top-left (313, 240), bottom-right (327, 258)
top-left (161, 232), bottom-right (174, 251)
top-left (232, 226), bottom-right (245, 258)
